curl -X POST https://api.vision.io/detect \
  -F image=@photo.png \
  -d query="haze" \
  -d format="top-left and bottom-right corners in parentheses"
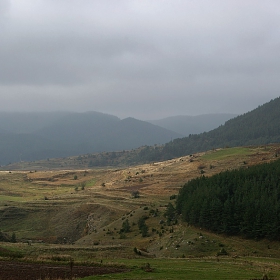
top-left (1, 0), bottom-right (280, 120)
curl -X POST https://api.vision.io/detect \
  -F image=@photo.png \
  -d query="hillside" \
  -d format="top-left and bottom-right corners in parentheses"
top-left (137, 97), bottom-right (280, 163)
top-left (0, 111), bottom-right (182, 166)
top-left (9, 97), bottom-right (279, 171)
top-left (2, 145), bottom-right (280, 280)
top-left (0, 144), bottom-right (280, 261)
top-left (148, 113), bottom-right (237, 136)
top-left (130, 97), bottom-right (280, 165)
top-left (177, 154), bottom-right (280, 240)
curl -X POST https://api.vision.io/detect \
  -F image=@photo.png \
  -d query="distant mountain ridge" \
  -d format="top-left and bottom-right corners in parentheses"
top-left (148, 113), bottom-right (237, 136)
top-left (3, 97), bottom-right (279, 169)
top-left (4, 97), bottom-right (280, 170)
top-left (0, 111), bottom-right (182, 165)
top-left (137, 97), bottom-right (280, 162)
top-left (67, 96), bottom-right (280, 168)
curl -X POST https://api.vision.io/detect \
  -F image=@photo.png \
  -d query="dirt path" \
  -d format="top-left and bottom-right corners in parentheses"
top-left (0, 260), bottom-right (128, 280)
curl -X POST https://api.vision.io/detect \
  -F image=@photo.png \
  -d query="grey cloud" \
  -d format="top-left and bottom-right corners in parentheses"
top-left (0, 0), bottom-right (279, 119)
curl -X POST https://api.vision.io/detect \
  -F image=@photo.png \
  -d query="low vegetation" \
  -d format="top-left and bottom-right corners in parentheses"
top-left (1, 144), bottom-right (280, 279)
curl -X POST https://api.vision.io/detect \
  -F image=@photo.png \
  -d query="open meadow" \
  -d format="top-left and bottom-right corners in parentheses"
top-left (1, 144), bottom-right (280, 279)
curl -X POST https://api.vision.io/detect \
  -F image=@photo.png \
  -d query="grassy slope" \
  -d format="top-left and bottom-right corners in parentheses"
top-left (1, 144), bottom-right (280, 279)
top-left (1, 144), bottom-right (279, 243)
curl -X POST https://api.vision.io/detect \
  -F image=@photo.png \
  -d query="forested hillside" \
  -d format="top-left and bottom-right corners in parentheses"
top-left (2, 97), bottom-right (280, 168)
top-left (176, 157), bottom-right (280, 240)
top-left (136, 97), bottom-right (280, 163)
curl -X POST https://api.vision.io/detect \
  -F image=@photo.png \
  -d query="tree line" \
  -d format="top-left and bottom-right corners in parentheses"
top-left (86, 97), bottom-right (280, 167)
top-left (176, 158), bottom-right (280, 240)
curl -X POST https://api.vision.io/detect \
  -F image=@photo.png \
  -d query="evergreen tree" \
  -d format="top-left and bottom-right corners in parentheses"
top-left (176, 158), bottom-right (280, 240)
top-left (138, 216), bottom-right (149, 237)
top-left (120, 219), bottom-right (131, 233)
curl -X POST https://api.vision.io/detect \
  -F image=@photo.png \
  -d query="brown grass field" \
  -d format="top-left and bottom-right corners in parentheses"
top-left (1, 144), bottom-right (280, 279)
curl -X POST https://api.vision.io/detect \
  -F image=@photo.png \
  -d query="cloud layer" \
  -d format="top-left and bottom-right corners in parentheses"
top-left (1, 0), bottom-right (280, 119)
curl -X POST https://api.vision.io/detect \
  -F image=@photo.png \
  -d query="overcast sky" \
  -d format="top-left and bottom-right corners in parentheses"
top-left (1, 1), bottom-right (280, 120)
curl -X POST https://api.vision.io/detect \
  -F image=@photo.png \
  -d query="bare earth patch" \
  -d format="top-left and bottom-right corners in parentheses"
top-left (0, 260), bottom-right (128, 280)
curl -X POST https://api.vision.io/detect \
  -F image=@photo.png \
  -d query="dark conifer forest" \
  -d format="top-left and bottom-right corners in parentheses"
top-left (137, 97), bottom-right (280, 163)
top-left (176, 158), bottom-right (280, 240)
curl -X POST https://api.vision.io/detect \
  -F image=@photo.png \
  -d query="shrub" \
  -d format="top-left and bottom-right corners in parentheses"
top-left (11, 233), bottom-right (16, 243)
top-left (120, 219), bottom-right (131, 233)
top-left (80, 182), bottom-right (86, 190)
top-left (197, 164), bottom-right (206, 170)
top-left (132, 190), bottom-right (140, 198)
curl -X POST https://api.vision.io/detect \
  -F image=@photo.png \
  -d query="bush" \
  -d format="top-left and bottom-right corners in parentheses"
top-left (132, 190), bottom-right (140, 198)
top-left (80, 182), bottom-right (86, 190)
top-left (120, 219), bottom-right (131, 233)
top-left (11, 233), bottom-right (16, 243)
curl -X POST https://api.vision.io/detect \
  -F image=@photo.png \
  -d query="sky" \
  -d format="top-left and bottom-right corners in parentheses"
top-left (1, 0), bottom-right (280, 120)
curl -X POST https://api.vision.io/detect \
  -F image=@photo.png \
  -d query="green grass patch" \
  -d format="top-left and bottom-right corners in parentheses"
top-left (0, 195), bottom-right (25, 202)
top-left (86, 179), bottom-right (96, 187)
top-left (202, 147), bottom-right (252, 161)
top-left (0, 246), bottom-right (24, 259)
top-left (81, 257), bottom-right (280, 280)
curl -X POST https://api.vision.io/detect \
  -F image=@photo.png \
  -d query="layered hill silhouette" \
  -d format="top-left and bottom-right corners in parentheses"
top-left (0, 111), bottom-right (183, 166)
top-left (1, 97), bottom-right (279, 168)
top-left (137, 97), bottom-right (280, 163)
top-left (0, 110), bottom-right (238, 166)
top-left (49, 96), bottom-right (278, 168)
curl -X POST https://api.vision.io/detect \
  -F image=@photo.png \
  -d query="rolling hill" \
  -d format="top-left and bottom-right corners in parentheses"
top-left (137, 97), bottom-right (280, 163)
top-left (2, 96), bottom-right (280, 170)
top-left (1, 100), bottom-right (280, 279)
top-left (0, 111), bottom-right (182, 166)
top-left (1, 144), bottom-right (280, 258)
